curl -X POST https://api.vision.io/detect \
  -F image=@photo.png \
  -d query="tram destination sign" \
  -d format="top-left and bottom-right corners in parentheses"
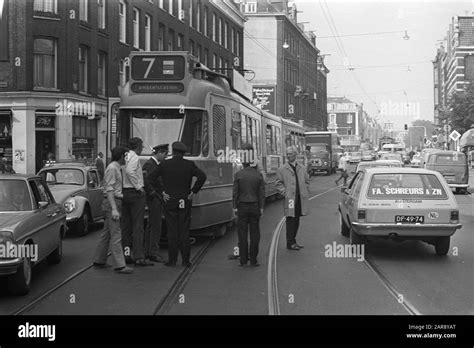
top-left (131, 55), bottom-right (185, 81)
top-left (131, 82), bottom-right (184, 93)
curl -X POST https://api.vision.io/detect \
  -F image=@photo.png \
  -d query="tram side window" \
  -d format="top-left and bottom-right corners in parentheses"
top-left (266, 125), bottom-right (281, 155)
top-left (180, 112), bottom-right (202, 156)
top-left (202, 111), bottom-right (209, 157)
top-left (251, 118), bottom-right (258, 154)
top-left (266, 125), bottom-right (272, 154)
top-left (275, 127), bottom-right (281, 154)
top-left (213, 105), bottom-right (226, 156)
top-left (241, 114), bottom-right (247, 144)
top-left (285, 130), bottom-right (292, 148)
top-left (231, 110), bottom-right (241, 150)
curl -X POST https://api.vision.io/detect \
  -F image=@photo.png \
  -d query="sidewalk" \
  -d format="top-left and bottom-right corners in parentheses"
top-left (469, 167), bottom-right (474, 193)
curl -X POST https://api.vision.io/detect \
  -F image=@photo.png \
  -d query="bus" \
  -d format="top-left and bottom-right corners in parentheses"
top-left (110, 51), bottom-right (305, 236)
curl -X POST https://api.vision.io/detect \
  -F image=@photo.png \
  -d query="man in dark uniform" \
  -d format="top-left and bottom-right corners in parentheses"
top-left (143, 144), bottom-right (168, 263)
top-left (147, 142), bottom-right (206, 267)
top-left (233, 144), bottom-right (265, 267)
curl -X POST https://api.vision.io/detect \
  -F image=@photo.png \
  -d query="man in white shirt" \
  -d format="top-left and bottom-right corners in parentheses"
top-left (121, 137), bottom-right (153, 266)
top-left (335, 153), bottom-right (349, 186)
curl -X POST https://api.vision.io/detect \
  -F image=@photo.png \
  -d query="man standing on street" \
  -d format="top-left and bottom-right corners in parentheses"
top-left (95, 152), bottom-right (105, 182)
top-left (143, 144), bottom-right (169, 263)
top-left (276, 146), bottom-right (310, 251)
top-left (122, 137), bottom-right (153, 266)
top-left (93, 146), bottom-right (134, 274)
top-left (147, 142), bottom-right (206, 267)
top-left (233, 143), bottom-right (265, 266)
top-left (335, 153), bottom-right (349, 186)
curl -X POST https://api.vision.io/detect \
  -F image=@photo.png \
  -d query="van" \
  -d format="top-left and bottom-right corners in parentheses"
top-left (425, 150), bottom-right (469, 194)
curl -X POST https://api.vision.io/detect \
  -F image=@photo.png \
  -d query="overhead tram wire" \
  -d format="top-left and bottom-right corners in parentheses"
top-left (319, 0), bottom-right (378, 107)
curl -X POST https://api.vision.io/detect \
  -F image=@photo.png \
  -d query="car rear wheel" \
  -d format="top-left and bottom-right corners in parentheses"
top-left (339, 210), bottom-right (350, 237)
top-left (8, 256), bottom-right (32, 295)
top-left (349, 226), bottom-right (365, 246)
top-left (74, 206), bottom-right (91, 236)
top-left (435, 236), bottom-right (450, 256)
top-left (47, 232), bottom-right (63, 264)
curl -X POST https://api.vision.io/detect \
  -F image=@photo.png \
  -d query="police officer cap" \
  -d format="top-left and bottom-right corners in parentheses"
top-left (152, 143), bottom-right (169, 153)
top-left (172, 141), bottom-right (187, 153)
top-left (241, 143), bottom-right (254, 151)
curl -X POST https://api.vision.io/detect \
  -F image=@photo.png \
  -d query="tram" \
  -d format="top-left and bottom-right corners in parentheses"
top-left (110, 51), bottom-right (305, 236)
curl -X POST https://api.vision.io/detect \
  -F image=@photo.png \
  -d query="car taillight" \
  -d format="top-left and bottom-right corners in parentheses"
top-left (450, 210), bottom-right (459, 223)
top-left (357, 209), bottom-right (366, 221)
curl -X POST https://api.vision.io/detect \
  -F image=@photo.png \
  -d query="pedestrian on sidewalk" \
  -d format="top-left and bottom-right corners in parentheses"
top-left (335, 153), bottom-right (349, 186)
top-left (93, 146), bottom-right (134, 274)
top-left (232, 143), bottom-right (265, 267)
top-left (122, 137), bottom-right (153, 267)
top-left (95, 152), bottom-right (105, 182)
top-left (143, 143), bottom-right (169, 263)
top-left (276, 146), bottom-right (310, 251)
top-left (147, 142), bottom-right (206, 267)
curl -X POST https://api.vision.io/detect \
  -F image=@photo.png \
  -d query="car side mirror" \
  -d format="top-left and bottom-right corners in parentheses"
top-left (38, 201), bottom-right (49, 209)
top-left (88, 180), bottom-right (95, 188)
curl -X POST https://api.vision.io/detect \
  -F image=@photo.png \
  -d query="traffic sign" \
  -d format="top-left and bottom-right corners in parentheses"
top-left (449, 130), bottom-right (461, 141)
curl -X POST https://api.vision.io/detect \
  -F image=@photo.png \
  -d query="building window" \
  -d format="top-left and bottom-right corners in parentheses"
top-left (34, 38), bottom-right (56, 88)
top-left (119, 0), bottom-right (126, 43)
top-left (220, 18), bottom-right (224, 45)
top-left (98, 0), bottom-right (106, 29)
top-left (203, 6), bottom-right (208, 37)
top-left (465, 55), bottom-right (474, 81)
top-left (97, 52), bottom-right (106, 96)
top-left (168, 29), bottom-right (174, 50)
top-left (79, 46), bottom-right (88, 93)
top-left (119, 59), bottom-right (126, 87)
top-left (204, 48), bottom-right (209, 66)
top-left (224, 22), bottom-right (229, 49)
top-left (197, 3), bottom-right (201, 32)
top-left (189, 40), bottom-right (194, 55)
top-left (231, 28), bottom-right (235, 53)
top-left (168, 0), bottom-right (173, 15)
top-left (236, 32), bottom-right (241, 56)
top-left (133, 8), bottom-right (140, 48)
top-left (144, 15), bottom-right (151, 51)
top-left (219, 57), bottom-right (224, 71)
top-left (197, 44), bottom-right (202, 61)
top-left (158, 24), bottom-right (165, 50)
top-left (212, 13), bottom-right (217, 42)
top-left (178, 0), bottom-right (183, 20)
top-left (159, 0), bottom-right (163, 9)
top-left (189, 0), bottom-right (193, 27)
top-left (329, 114), bottom-right (336, 124)
top-left (347, 114), bottom-right (353, 124)
top-left (213, 54), bottom-right (217, 70)
top-left (72, 117), bottom-right (98, 160)
top-left (79, 0), bottom-right (88, 21)
top-left (34, 0), bottom-right (57, 13)
top-left (177, 34), bottom-right (183, 50)
top-left (244, 2), bottom-right (257, 13)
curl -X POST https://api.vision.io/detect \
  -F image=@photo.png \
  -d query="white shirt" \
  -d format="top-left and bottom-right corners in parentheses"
top-left (122, 150), bottom-right (144, 190)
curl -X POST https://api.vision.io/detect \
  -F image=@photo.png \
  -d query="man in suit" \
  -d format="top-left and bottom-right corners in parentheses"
top-left (95, 152), bottom-right (105, 181)
top-left (233, 143), bottom-right (265, 266)
top-left (147, 142), bottom-right (206, 267)
top-left (276, 146), bottom-right (310, 251)
top-left (143, 144), bottom-right (168, 263)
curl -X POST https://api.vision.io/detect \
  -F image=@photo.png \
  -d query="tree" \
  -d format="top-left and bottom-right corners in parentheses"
top-left (403, 120), bottom-right (436, 149)
top-left (443, 84), bottom-right (474, 133)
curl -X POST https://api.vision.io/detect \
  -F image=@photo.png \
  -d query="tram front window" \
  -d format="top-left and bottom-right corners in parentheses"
top-left (120, 109), bottom-right (204, 156)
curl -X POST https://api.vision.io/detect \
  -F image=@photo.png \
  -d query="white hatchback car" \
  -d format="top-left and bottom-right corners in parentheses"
top-left (338, 167), bottom-right (462, 255)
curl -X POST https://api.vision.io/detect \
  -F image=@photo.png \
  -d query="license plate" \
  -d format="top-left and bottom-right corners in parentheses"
top-left (395, 215), bottom-right (424, 223)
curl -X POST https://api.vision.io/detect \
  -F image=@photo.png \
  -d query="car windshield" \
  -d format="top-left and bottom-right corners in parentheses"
top-left (381, 154), bottom-right (401, 160)
top-left (0, 180), bottom-right (32, 211)
top-left (307, 145), bottom-right (328, 153)
top-left (39, 169), bottom-right (84, 185)
top-left (367, 173), bottom-right (448, 200)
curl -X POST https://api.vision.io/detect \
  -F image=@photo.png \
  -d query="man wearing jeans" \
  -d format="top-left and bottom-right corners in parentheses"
top-left (233, 144), bottom-right (265, 266)
top-left (122, 137), bottom-right (153, 266)
top-left (93, 146), bottom-right (133, 274)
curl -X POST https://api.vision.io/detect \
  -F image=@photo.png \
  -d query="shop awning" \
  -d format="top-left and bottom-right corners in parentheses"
top-left (0, 110), bottom-right (12, 116)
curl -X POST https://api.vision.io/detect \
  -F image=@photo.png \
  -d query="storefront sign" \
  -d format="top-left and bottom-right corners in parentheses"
top-left (35, 116), bottom-right (55, 128)
top-left (253, 86), bottom-right (275, 114)
top-left (0, 0), bottom-right (8, 61)
top-left (73, 137), bottom-right (89, 144)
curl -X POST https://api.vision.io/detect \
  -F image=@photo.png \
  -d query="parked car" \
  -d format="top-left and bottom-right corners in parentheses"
top-left (37, 162), bottom-right (105, 235)
top-left (361, 150), bottom-right (376, 161)
top-left (355, 160), bottom-right (402, 173)
top-left (347, 152), bottom-right (362, 163)
top-left (424, 150), bottom-right (469, 194)
top-left (0, 175), bottom-right (66, 295)
top-left (338, 167), bottom-right (462, 255)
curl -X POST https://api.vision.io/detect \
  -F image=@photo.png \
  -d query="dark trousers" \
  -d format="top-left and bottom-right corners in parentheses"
top-left (237, 202), bottom-right (261, 265)
top-left (144, 198), bottom-right (163, 258)
top-left (164, 207), bottom-right (191, 264)
top-left (121, 188), bottom-right (146, 260)
top-left (286, 196), bottom-right (301, 248)
top-left (335, 170), bottom-right (348, 185)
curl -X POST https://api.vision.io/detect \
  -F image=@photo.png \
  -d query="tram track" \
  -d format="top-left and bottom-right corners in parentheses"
top-left (266, 184), bottom-right (421, 315)
top-left (153, 239), bottom-right (214, 315)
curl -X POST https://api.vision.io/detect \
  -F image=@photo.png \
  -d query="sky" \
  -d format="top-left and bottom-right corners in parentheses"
top-left (294, 0), bottom-right (474, 130)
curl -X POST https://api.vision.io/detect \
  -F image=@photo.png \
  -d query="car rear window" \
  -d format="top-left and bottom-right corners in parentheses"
top-left (431, 153), bottom-right (466, 165)
top-left (39, 168), bottom-right (85, 185)
top-left (367, 173), bottom-right (448, 200)
top-left (0, 180), bottom-right (32, 211)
